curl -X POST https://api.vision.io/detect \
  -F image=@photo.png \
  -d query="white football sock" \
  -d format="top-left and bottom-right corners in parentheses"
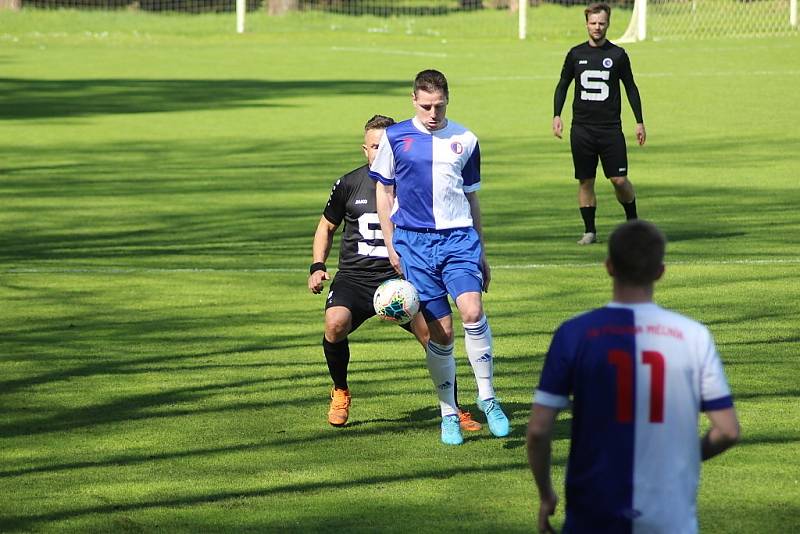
top-left (426, 341), bottom-right (457, 417)
top-left (463, 315), bottom-right (496, 401)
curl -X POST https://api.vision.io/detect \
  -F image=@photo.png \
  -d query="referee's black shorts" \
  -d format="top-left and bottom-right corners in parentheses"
top-left (325, 271), bottom-right (412, 334)
top-left (570, 123), bottom-right (628, 180)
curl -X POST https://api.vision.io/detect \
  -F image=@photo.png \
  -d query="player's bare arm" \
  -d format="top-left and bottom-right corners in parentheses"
top-left (527, 403), bottom-right (560, 534)
top-left (375, 181), bottom-right (402, 276)
top-left (701, 407), bottom-right (740, 461)
top-left (466, 192), bottom-right (490, 291)
top-left (308, 216), bottom-right (337, 294)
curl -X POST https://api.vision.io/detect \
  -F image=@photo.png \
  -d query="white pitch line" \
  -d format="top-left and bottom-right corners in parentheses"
top-left (495, 258), bottom-right (800, 269)
top-left (331, 46), bottom-right (448, 58)
top-left (2, 267), bottom-right (303, 274)
top-left (3, 258), bottom-right (799, 275)
top-left (464, 70), bottom-right (800, 82)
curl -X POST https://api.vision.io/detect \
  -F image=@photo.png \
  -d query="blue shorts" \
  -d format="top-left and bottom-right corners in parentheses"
top-left (393, 226), bottom-right (484, 321)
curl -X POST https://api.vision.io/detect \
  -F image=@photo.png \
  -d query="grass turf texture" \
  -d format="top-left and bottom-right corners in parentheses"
top-left (1, 6), bottom-right (799, 532)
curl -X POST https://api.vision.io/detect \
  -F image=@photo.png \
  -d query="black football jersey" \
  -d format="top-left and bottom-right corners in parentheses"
top-left (323, 165), bottom-right (395, 279)
top-left (555, 41), bottom-right (643, 127)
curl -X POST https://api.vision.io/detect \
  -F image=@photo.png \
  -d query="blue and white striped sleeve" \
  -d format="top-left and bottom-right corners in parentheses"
top-left (369, 131), bottom-right (395, 186)
top-left (462, 138), bottom-right (481, 193)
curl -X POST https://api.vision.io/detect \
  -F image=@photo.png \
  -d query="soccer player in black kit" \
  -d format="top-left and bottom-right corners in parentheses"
top-left (552, 2), bottom-right (646, 245)
top-left (308, 115), bottom-right (481, 431)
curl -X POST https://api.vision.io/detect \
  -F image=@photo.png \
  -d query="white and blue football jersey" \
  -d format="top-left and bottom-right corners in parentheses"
top-left (369, 117), bottom-right (480, 231)
top-left (535, 302), bottom-right (734, 534)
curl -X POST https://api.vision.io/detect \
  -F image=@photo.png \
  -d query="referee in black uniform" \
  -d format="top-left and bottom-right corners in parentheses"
top-left (552, 2), bottom-right (645, 245)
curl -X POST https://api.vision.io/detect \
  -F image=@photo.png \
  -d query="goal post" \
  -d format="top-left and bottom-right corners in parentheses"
top-left (617, 0), bottom-right (646, 43)
top-left (236, 0), bottom-right (244, 32)
top-left (236, 0), bottom-right (522, 37)
top-left (616, 0), bottom-right (799, 42)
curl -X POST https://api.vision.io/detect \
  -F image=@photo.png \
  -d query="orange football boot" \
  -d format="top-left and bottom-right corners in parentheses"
top-left (458, 409), bottom-right (482, 432)
top-left (328, 388), bottom-right (351, 427)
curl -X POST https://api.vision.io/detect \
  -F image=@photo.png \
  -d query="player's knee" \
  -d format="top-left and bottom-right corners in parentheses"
top-left (455, 291), bottom-right (483, 324)
top-left (610, 176), bottom-right (630, 188)
top-left (460, 305), bottom-right (484, 324)
top-left (324, 317), bottom-right (350, 342)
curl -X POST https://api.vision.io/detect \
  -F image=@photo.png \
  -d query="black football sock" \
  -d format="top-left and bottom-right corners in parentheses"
top-left (323, 336), bottom-right (350, 390)
top-left (580, 206), bottom-right (597, 233)
top-left (621, 198), bottom-right (638, 220)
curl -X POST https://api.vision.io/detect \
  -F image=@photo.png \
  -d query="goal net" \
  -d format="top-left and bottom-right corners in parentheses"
top-left (617, 0), bottom-right (799, 41)
top-left (251, 0), bottom-right (521, 38)
top-left (5, 0), bottom-right (522, 38)
top-left (9, 0), bottom-right (244, 12)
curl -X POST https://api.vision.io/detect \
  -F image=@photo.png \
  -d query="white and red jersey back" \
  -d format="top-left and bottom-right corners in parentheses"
top-left (535, 302), bottom-right (734, 534)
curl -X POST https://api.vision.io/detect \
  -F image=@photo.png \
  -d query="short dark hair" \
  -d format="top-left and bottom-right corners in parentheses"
top-left (608, 220), bottom-right (666, 285)
top-left (585, 2), bottom-right (611, 20)
top-left (413, 69), bottom-right (449, 99)
top-left (364, 114), bottom-right (395, 132)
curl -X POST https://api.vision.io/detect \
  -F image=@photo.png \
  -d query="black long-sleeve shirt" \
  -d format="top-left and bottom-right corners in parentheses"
top-left (554, 40), bottom-right (644, 127)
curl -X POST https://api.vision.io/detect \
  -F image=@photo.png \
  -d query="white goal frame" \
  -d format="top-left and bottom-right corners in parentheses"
top-left (617, 0), bottom-right (798, 42)
top-left (236, 0), bottom-right (533, 37)
top-left (234, 0), bottom-right (798, 38)
top-left (236, 0), bottom-right (245, 33)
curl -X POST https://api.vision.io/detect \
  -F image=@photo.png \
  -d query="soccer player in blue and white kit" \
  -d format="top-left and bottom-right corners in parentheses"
top-left (308, 115), bottom-right (482, 433)
top-left (370, 69), bottom-right (509, 446)
top-left (527, 220), bottom-right (740, 533)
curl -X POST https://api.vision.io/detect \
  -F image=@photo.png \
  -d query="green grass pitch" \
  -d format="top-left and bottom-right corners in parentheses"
top-left (1, 6), bottom-right (799, 532)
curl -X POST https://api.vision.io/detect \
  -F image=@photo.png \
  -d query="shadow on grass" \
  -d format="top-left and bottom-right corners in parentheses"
top-left (0, 460), bottom-right (527, 531)
top-left (1, 131), bottom-right (798, 269)
top-left (0, 78), bottom-right (409, 119)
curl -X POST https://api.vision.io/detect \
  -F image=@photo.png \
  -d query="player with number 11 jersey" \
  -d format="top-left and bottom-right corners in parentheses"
top-left (536, 303), bottom-right (733, 532)
top-left (528, 221), bottom-right (739, 534)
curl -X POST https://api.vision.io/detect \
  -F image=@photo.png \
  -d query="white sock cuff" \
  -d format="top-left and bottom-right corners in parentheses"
top-left (427, 340), bottom-right (454, 358)
top-left (463, 315), bottom-right (489, 338)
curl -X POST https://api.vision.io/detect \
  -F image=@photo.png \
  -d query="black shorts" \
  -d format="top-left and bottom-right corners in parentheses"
top-left (325, 272), bottom-right (413, 334)
top-left (570, 123), bottom-right (628, 180)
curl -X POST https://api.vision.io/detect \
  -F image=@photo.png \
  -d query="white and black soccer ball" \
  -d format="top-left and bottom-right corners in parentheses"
top-left (373, 279), bottom-right (420, 325)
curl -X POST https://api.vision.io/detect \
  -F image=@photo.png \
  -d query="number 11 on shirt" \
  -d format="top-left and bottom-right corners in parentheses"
top-left (608, 349), bottom-right (665, 424)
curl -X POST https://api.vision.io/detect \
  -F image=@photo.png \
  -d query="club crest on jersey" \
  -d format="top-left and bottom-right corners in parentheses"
top-left (603, 58), bottom-right (613, 68)
top-left (402, 137), bottom-right (414, 152)
top-left (450, 142), bottom-right (463, 154)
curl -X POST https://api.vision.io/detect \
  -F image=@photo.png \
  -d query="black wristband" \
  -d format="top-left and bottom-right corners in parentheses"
top-left (309, 262), bottom-right (327, 275)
